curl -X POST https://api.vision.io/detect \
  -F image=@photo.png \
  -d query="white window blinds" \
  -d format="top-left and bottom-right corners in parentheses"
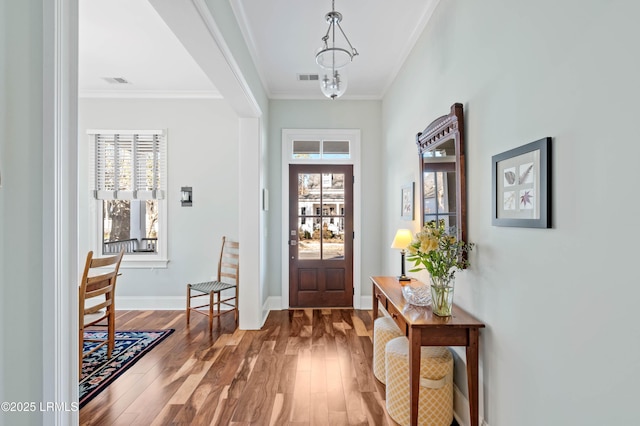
top-left (89, 130), bottom-right (167, 200)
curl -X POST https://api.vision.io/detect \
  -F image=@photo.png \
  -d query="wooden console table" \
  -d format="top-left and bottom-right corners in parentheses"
top-left (371, 276), bottom-right (485, 426)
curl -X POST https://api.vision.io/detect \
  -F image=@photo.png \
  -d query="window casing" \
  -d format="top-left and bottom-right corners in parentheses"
top-left (88, 130), bottom-right (168, 268)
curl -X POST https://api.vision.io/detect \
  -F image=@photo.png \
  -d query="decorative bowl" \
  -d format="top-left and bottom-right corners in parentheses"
top-left (401, 283), bottom-right (432, 306)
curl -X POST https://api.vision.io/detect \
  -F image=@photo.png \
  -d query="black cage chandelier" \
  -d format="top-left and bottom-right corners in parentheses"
top-left (315, 0), bottom-right (359, 99)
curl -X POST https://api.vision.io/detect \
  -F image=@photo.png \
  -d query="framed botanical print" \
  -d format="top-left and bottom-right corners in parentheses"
top-left (401, 182), bottom-right (414, 220)
top-left (492, 137), bottom-right (552, 228)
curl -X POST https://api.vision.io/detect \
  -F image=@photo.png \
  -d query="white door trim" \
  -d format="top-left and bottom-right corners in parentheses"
top-left (281, 129), bottom-right (362, 309)
top-left (44, 0), bottom-right (79, 424)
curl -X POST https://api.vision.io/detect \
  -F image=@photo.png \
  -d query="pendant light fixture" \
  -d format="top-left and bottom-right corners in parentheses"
top-left (315, 0), bottom-right (359, 99)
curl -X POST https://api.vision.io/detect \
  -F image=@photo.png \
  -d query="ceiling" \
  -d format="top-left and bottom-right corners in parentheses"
top-left (78, 0), bottom-right (219, 98)
top-left (79, 0), bottom-right (439, 100)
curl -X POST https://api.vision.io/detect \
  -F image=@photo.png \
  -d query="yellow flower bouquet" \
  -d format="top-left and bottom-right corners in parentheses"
top-left (406, 221), bottom-right (474, 315)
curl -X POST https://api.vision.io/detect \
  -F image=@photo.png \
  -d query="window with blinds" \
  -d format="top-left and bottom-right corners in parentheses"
top-left (89, 131), bottom-right (166, 200)
top-left (87, 130), bottom-right (168, 264)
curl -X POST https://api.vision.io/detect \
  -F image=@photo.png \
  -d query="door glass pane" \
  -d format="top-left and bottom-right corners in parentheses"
top-left (298, 173), bottom-right (320, 199)
top-left (298, 172), bottom-right (321, 260)
top-left (298, 217), bottom-right (320, 259)
top-left (322, 173), bottom-right (344, 260)
top-left (296, 172), bottom-right (346, 260)
top-left (323, 173), bottom-right (344, 189)
top-left (322, 217), bottom-right (344, 259)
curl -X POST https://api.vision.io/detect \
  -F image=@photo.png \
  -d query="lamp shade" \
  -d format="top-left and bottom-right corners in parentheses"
top-left (391, 229), bottom-right (413, 250)
top-left (316, 47), bottom-right (352, 70)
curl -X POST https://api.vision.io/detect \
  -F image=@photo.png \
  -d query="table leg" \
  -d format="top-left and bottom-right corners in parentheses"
top-left (466, 329), bottom-right (480, 426)
top-left (409, 327), bottom-right (420, 426)
top-left (372, 282), bottom-right (378, 318)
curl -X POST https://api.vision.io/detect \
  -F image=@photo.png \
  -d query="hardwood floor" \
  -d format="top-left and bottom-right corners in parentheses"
top-left (80, 309), bottom-right (455, 426)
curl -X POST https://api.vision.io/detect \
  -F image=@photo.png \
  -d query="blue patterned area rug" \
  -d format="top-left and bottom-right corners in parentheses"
top-left (80, 329), bottom-right (174, 408)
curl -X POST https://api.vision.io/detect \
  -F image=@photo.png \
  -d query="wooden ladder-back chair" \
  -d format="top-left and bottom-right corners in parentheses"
top-left (79, 249), bottom-right (124, 376)
top-left (187, 236), bottom-right (239, 331)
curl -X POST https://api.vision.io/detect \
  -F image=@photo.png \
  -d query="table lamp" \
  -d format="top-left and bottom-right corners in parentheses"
top-left (391, 229), bottom-right (413, 281)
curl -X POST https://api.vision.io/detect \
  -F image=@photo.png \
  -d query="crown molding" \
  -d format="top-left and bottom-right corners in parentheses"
top-left (78, 89), bottom-right (222, 99)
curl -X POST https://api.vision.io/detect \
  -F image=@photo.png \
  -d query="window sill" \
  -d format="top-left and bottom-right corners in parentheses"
top-left (120, 258), bottom-right (169, 269)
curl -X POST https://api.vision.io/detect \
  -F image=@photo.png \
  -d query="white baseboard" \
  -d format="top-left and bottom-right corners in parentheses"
top-left (359, 295), bottom-right (373, 310)
top-left (119, 292), bottom-right (239, 311)
top-left (117, 296), bottom-right (274, 329)
top-left (116, 295), bottom-right (367, 313)
top-left (259, 295), bottom-right (373, 311)
top-left (117, 296), bottom-right (184, 310)
top-left (266, 295), bottom-right (283, 311)
top-left (262, 296), bottom-right (282, 325)
top-left (453, 384), bottom-right (470, 426)
top-left (453, 384), bottom-right (488, 426)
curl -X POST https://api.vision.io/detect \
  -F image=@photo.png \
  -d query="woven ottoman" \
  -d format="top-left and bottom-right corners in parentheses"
top-left (373, 316), bottom-right (404, 384)
top-left (385, 336), bottom-right (454, 426)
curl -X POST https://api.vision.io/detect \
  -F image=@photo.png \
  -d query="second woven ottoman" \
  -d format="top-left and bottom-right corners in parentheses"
top-left (385, 336), bottom-right (454, 426)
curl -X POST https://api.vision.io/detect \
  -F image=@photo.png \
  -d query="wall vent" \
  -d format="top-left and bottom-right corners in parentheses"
top-left (102, 77), bottom-right (131, 84)
top-left (297, 74), bottom-right (319, 81)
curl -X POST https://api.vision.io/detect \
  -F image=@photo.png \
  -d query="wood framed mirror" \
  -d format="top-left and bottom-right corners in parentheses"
top-left (416, 103), bottom-right (466, 243)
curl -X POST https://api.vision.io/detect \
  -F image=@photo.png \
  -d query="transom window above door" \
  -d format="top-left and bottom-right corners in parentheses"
top-left (292, 139), bottom-right (350, 160)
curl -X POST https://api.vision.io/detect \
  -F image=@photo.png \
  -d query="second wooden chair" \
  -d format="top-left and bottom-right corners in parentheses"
top-left (186, 236), bottom-right (239, 331)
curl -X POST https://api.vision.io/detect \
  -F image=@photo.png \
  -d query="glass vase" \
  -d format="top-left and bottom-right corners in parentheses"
top-left (430, 276), bottom-right (454, 316)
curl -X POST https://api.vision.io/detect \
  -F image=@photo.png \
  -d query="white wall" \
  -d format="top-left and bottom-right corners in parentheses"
top-left (0, 0), bottom-right (6, 413)
top-left (0, 1), bottom-right (45, 424)
top-left (267, 100), bottom-right (383, 304)
top-left (78, 98), bottom-right (239, 306)
top-left (382, 0), bottom-right (640, 425)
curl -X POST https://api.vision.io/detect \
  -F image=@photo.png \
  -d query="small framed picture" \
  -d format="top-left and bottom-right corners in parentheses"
top-left (492, 137), bottom-right (552, 228)
top-left (401, 182), bottom-right (414, 220)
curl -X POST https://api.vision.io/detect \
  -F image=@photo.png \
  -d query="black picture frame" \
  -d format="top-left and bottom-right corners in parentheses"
top-left (491, 137), bottom-right (552, 228)
top-left (401, 182), bottom-right (414, 220)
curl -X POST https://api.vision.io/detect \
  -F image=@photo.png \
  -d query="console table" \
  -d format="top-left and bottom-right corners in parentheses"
top-left (371, 276), bottom-right (485, 426)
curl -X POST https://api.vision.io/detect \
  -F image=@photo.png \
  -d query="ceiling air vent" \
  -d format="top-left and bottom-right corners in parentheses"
top-left (102, 77), bottom-right (131, 84)
top-left (297, 74), bottom-right (319, 81)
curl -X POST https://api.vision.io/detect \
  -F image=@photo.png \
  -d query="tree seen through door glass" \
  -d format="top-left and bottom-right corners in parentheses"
top-left (297, 173), bottom-right (345, 260)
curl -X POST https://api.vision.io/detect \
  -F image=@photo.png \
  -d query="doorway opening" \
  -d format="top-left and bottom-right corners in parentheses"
top-left (289, 164), bottom-right (353, 307)
top-left (281, 129), bottom-right (361, 309)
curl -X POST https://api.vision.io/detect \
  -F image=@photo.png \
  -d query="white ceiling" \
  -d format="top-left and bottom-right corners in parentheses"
top-left (78, 0), bottom-right (219, 98)
top-left (79, 0), bottom-right (439, 100)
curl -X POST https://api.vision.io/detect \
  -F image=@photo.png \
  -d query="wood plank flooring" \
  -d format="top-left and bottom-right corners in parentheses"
top-left (79, 309), bottom-right (454, 426)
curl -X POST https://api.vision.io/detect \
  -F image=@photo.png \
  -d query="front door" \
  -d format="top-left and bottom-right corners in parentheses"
top-left (289, 164), bottom-right (353, 307)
